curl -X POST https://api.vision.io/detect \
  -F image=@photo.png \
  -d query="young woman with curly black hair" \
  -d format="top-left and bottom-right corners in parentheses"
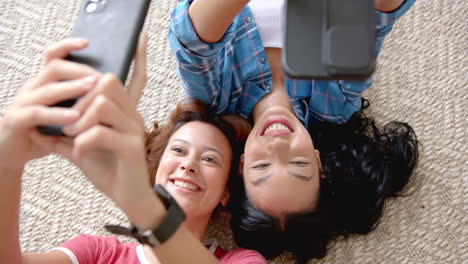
top-left (229, 99), bottom-right (419, 262)
top-left (169, 0), bottom-right (419, 262)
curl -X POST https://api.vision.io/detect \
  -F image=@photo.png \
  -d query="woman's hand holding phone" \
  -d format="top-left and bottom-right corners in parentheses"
top-left (0, 39), bottom-right (100, 171)
top-left (46, 33), bottom-right (162, 228)
top-left (1, 31), bottom-right (158, 232)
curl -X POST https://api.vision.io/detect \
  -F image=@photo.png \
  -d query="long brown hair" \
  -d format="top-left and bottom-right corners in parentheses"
top-left (145, 98), bottom-right (251, 186)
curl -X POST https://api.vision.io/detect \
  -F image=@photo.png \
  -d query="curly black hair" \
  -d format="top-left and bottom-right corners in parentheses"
top-left (229, 99), bottom-right (420, 264)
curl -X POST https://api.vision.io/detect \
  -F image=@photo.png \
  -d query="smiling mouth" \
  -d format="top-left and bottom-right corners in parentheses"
top-left (261, 118), bottom-right (294, 136)
top-left (171, 179), bottom-right (200, 191)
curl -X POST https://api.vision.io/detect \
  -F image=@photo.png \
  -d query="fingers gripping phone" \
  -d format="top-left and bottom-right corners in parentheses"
top-left (38, 0), bottom-right (151, 136)
top-left (282, 0), bottom-right (376, 80)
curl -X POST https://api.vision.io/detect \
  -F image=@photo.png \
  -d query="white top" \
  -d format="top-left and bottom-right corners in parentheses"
top-left (248, 0), bottom-right (286, 48)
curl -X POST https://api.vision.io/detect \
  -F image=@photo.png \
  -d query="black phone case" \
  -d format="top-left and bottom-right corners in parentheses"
top-left (282, 0), bottom-right (376, 80)
top-left (38, 0), bottom-right (151, 136)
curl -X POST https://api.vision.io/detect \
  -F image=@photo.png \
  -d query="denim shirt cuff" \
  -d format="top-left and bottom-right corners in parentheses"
top-left (376, 0), bottom-right (416, 28)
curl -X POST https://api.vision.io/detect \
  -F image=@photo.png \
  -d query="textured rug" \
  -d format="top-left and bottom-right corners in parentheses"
top-left (0, 0), bottom-right (466, 263)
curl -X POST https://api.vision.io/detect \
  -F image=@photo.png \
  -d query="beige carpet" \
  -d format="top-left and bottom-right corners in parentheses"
top-left (0, 0), bottom-right (466, 263)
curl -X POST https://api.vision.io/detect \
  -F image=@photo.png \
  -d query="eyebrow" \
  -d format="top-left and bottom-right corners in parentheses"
top-left (250, 173), bottom-right (272, 186)
top-left (250, 171), bottom-right (312, 186)
top-left (171, 139), bottom-right (224, 161)
top-left (288, 171), bottom-right (313, 181)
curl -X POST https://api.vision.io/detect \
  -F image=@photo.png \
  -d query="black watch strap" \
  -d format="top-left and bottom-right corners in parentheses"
top-left (105, 184), bottom-right (186, 247)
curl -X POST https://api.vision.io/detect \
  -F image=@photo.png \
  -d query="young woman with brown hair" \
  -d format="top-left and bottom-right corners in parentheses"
top-left (0, 37), bottom-right (266, 264)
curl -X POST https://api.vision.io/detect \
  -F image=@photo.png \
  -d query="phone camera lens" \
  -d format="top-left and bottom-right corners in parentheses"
top-left (86, 2), bottom-right (98, 13)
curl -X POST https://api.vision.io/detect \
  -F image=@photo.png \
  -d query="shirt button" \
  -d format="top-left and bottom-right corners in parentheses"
top-left (265, 84), bottom-right (271, 90)
top-left (245, 17), bottom-right (252, 23)
top-left (260, 57), bottom-right (266, 64)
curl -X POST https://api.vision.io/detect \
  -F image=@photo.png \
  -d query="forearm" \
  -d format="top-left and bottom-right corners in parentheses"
top-left (0, 166), bottom-right (24, 264)
top-left (120, 187), bottom-right (167, 230)
top-left (375, 0), bottom-right (405, 12)
top-left (189, 0), bottom-right (249, 43)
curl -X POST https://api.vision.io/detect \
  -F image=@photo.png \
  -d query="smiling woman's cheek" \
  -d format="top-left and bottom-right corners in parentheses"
top-left (154, 155), bottom-right (178, 185)
top-left (203, 166), bottom-right (229, 194)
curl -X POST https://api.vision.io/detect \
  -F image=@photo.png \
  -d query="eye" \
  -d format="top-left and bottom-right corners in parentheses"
top-left (291, 161), bottom-right (309, 166)
top-left (171, 146), bottom-right (184, 154)
top-left (252, 163), bottom-right (270, 169)
top-left (202, 156), bottom-right (218, 164)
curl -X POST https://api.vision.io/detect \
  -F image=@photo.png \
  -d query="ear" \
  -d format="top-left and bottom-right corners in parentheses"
top-left (315, 149), bottom-right (325, 179)
top-left (221, 188), bottom-right (231, 207)
top-left (239, 154), bottom-right (244, 174)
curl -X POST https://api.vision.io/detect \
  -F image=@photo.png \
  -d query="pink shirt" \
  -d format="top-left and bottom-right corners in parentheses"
top-left (49, 234), bottom-right (267, 264)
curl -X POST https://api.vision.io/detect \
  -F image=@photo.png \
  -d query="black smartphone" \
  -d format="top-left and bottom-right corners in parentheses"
top-left (38, 0), bottom-right (151, 136)
top-left (282, 0), bottom-right (376, 80)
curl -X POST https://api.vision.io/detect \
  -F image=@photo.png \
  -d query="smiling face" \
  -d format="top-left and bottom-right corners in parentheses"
top-left (155, 121), bottom-right (233, 218)
top-left (243, 106), bottom-right (322, 221)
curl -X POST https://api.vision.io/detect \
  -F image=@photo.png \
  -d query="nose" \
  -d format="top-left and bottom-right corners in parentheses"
top-left (265, 137), bottom-right (291, 159)
top-left (180, 160), bottom-right (197, 174)
top-left (267, 137), bottom-right (289, 150)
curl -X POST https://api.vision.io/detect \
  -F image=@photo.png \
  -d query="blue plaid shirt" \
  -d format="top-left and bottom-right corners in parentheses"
top-left (169, 0), bottom-right (415, 124)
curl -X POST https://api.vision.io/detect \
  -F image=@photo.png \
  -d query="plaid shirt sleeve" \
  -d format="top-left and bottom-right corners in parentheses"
top-left (168, 0), bottom-right (237, 105)
top-left (375, 0), bottom-right (416, 53)
top-left (336, 0), bottom-right (416, 115)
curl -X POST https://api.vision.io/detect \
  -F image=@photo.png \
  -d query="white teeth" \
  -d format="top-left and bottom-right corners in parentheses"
top-left (173, 180), bottom-right (199, 191)
top-left (264, 123), bottom-right (291, 134)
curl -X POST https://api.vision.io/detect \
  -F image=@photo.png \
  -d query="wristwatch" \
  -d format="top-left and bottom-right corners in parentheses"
top-left (105, 184), bottom-right (186, 247)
